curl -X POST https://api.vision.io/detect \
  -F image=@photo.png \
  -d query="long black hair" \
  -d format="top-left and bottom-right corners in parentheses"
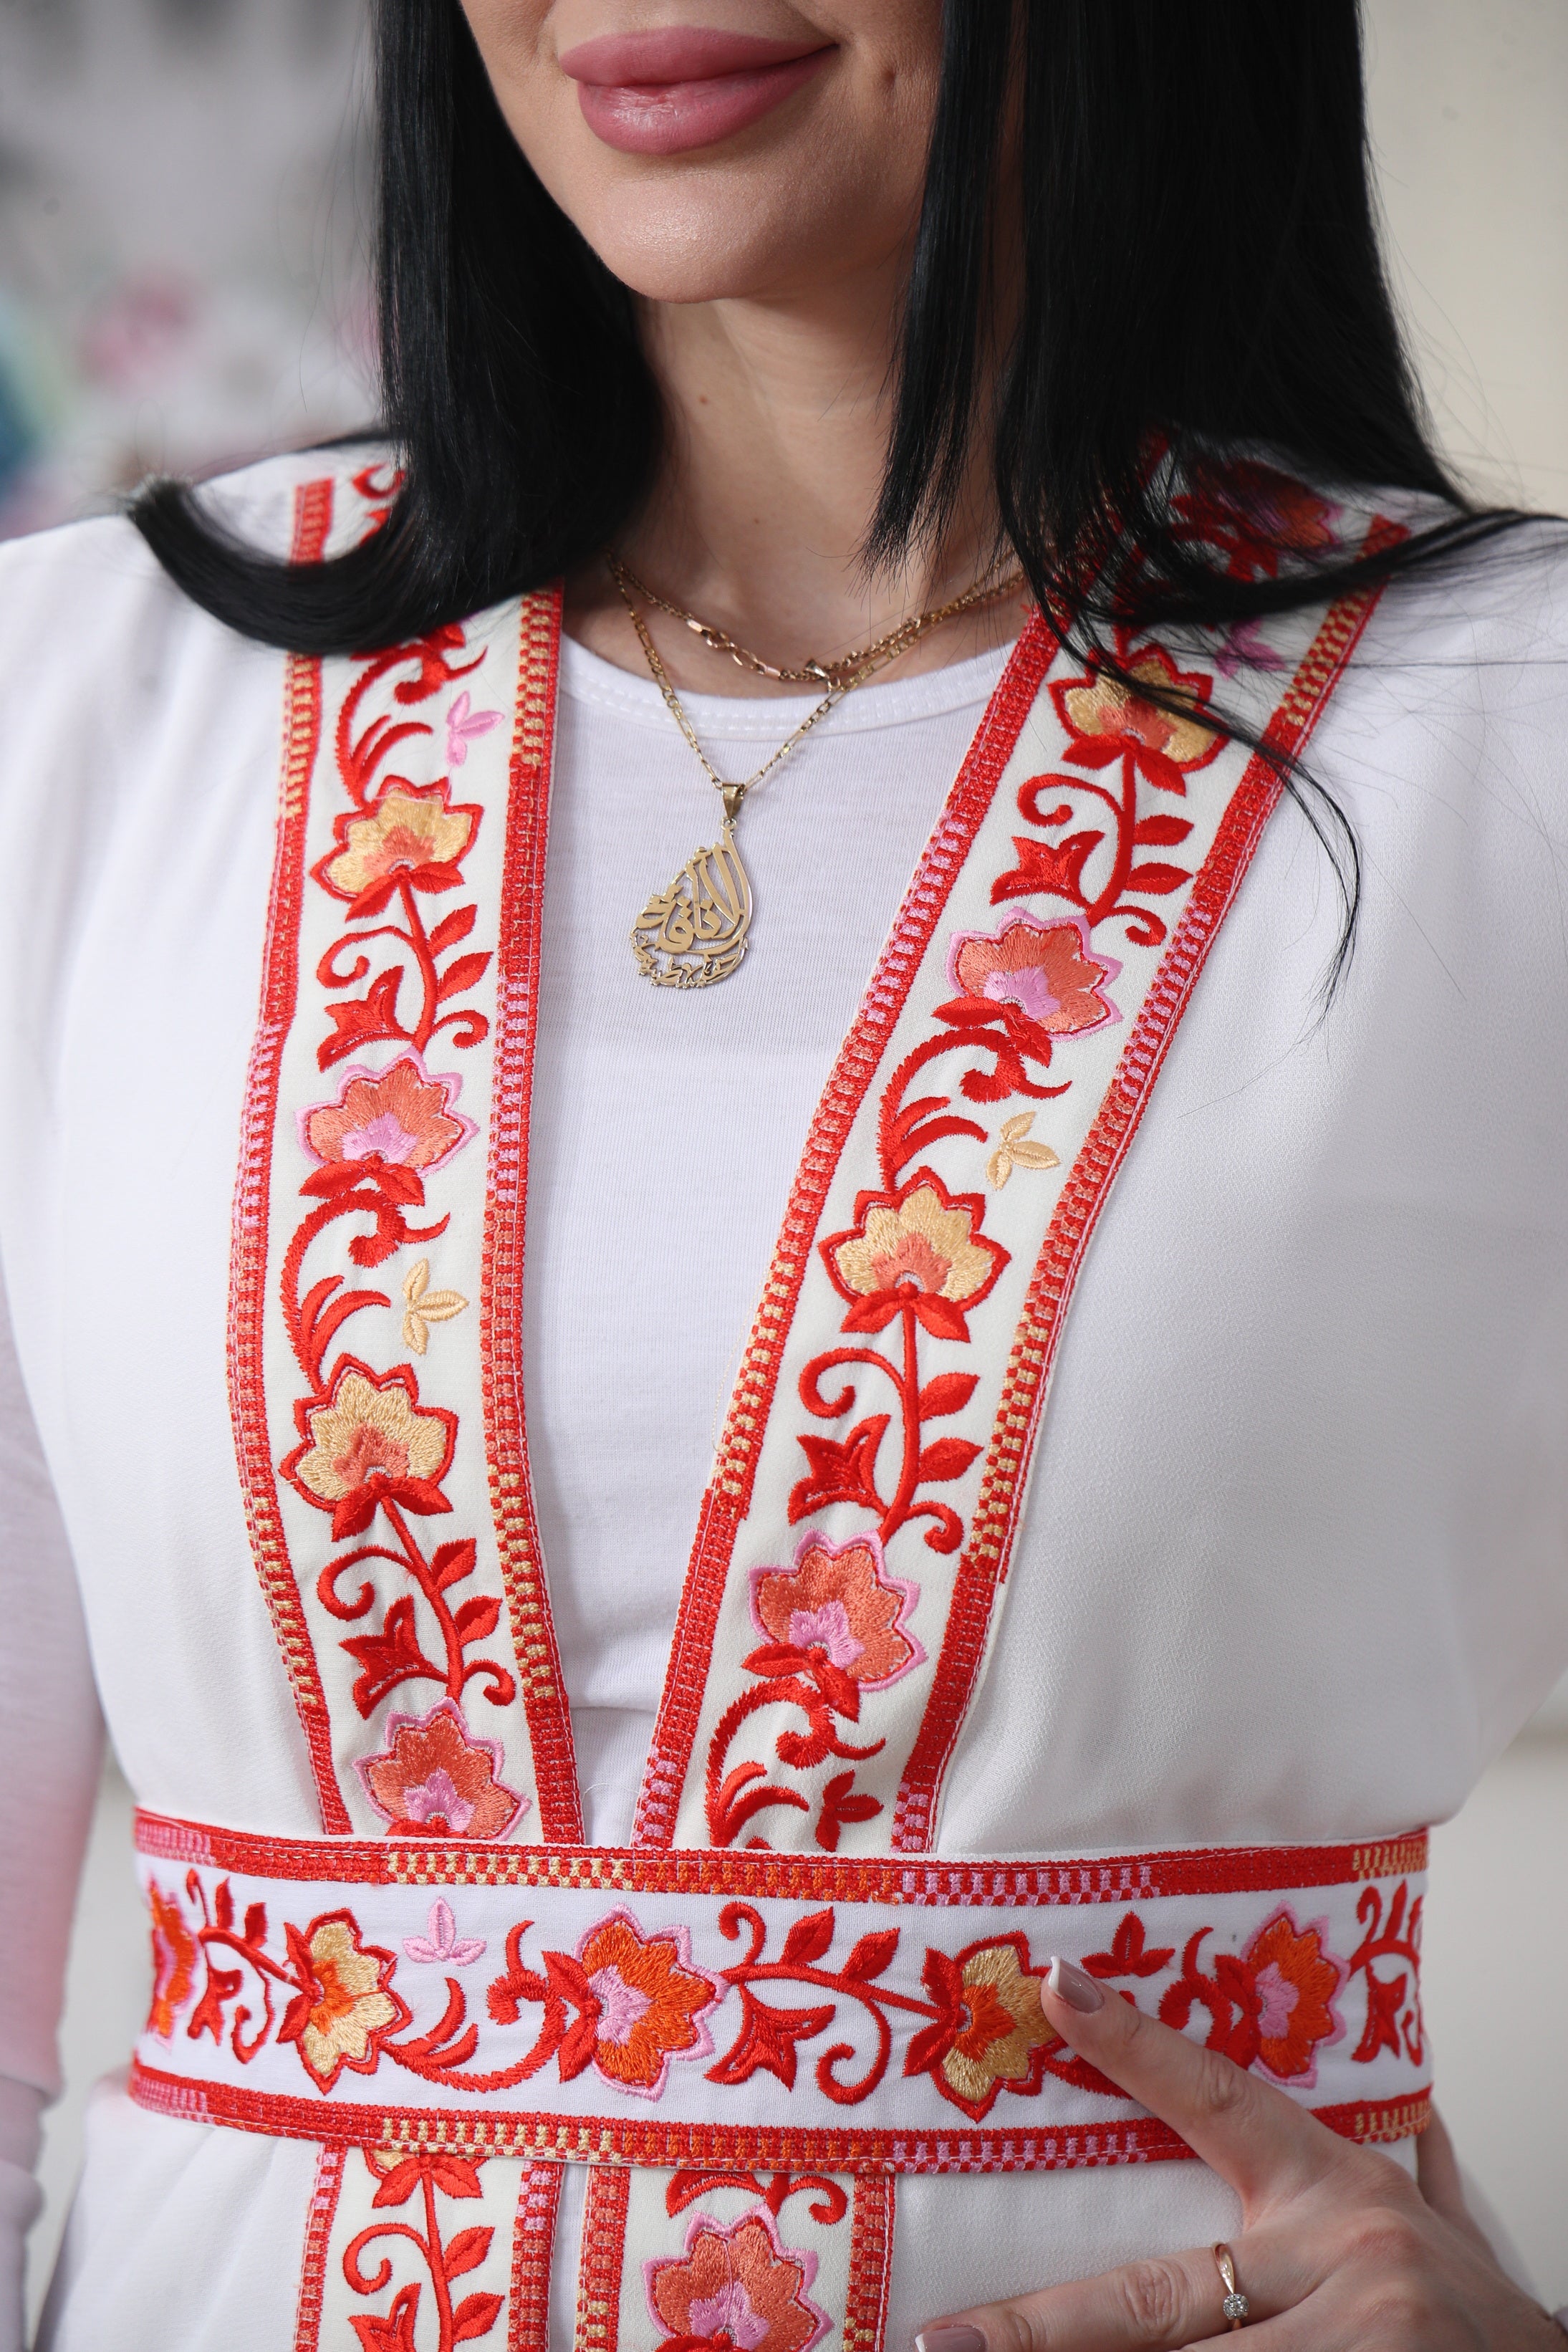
top-left (135, 0), bottom-right (1525, 661)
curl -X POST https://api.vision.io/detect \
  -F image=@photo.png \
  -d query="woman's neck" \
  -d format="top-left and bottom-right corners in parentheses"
top-left (563, 267), bottom-right (1021, 696)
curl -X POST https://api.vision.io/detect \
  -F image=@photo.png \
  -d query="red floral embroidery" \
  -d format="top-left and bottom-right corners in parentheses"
top-left (748, 1534), bottom-right (923, 1698)
top-left (299, 1052), bottom-right (477, 1174)
top-left (314, 779), bottom-right (482, 916)
top-left (1172, 458), bottom-right (1341, 584)
top-left (946, 911), bottom-right (1121, 1039)
top-left (905, 1934), bottom-right (1059, 2121)
top-left (357, 1698), bottom-right (526, 1839)
top-left (145, 1881), bottom-right (197, 2039)
top-left (278, 1909), bottom-right (411, 2091)
top-left (1158, 1904), bottom-right (1346, 2088)
top-left (486, 1908), bottom-right (720, 2096)
top-left (823, 1171), bottom-right (1008, 1345)
top-left (345, 2149), bottom-right (503, 2352)
top-left (283, 1357), bottom-right (457, 1540)
top-left (645, 2208), bottom-right (829, 2352)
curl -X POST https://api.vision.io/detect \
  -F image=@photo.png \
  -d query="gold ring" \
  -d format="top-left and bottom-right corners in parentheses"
top-left (1213, 2244), bottom-right (1250, 2331)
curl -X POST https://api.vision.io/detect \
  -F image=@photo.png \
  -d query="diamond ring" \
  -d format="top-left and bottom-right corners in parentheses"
top-left (1213, 2243), bottom-right (1251, 2330)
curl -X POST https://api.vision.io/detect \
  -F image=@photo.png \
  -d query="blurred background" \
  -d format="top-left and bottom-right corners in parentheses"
top-left (1, 0), bottom-right (1565, 2336)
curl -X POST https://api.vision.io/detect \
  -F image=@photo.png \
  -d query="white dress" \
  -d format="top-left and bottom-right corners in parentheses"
top-left (0, 451), bottom-right (1564, 2352)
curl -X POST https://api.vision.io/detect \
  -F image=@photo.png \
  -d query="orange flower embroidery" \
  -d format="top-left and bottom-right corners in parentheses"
top-left (315, 780), bottom-right (481, 909)
top-left (823, 1169), bottom-right (1009, 1342)
top-left (299, 1051), bottom-right (476, 1174)
top-left (645, 2208), bottom-right (829, 2352)
top-left (576, 1911), bottom-right (721, 2098)
top-left (278, 1909), bottom-right (410, 2091)
top-left (1052, 645), bottom-right (1221, 784)
top-left (749, 1531), bottom-right (923, 1694)
top-left (357, 1698), bottom-right (526, 1839)
top-left (145, 1881), bottom-right (197, 2040)
top-left (947, 911), bottom-right (1122, 1037)
top-left (906, 1934), bottom-right (1059, 2121)
top-left (1242, 1907), bottom-right (1346, 2087)
top-left (282, 1358), bottom-right (457, 1540)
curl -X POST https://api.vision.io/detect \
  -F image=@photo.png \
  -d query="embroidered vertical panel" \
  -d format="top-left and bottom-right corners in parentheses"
top-left (635, 498), bottom-right (1403, 1857)
top-left (231, 479), bottom-right (578, 1840)
top-left (310, 2141), bottom-right (524, 2350)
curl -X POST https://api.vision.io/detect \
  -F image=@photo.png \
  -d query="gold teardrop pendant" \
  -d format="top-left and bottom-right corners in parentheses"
top-left (630, 817), bottom-right (755, 988)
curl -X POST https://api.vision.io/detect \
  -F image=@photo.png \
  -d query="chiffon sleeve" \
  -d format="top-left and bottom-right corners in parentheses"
top-left (0, 1269), bottom-right (104, 2351)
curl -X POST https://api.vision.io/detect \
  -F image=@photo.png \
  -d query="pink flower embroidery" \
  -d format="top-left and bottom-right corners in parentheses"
top-left (573, 1910), bottom-right (721, 2098)
top-left (298, 1052), bottom-right (477, 1174)
top-left (946, 911), bottom-right (1122, 1037)
top-left (1238, 1906), bottom-right (1347, 2088)
top-left (357, 1697), bottom-right (526, 1840)
top-left (749, 1531), bottom-right (923, 1693)
top-left (645, 2208), bottom-right (829, 2352)
top-left (402, 1899), bottom-right (486, 1966)
top-left (445, 691), bottom-right (503, 768)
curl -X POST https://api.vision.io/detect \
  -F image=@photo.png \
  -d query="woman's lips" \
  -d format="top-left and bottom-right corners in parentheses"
top-left (558, 27), bottom-right (834, 158)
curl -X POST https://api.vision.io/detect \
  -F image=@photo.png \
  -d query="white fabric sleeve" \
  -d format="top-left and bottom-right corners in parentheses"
top-left (0, 1271), bottom-right (103, 2352)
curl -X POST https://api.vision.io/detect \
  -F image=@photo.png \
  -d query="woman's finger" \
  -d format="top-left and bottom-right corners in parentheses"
top-left (1039, 1956), bottom-right (1354, 2206)
top-left (913, 2230), bottom-right (1307, 2352)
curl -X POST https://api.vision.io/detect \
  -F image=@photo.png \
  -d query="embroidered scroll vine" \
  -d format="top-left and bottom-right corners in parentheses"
top-left (704, 628), bottom-right (1227, 1849)
top-left (146, 1878), bottom-right (1419, 2129)
top-left (277, 618), bottom-right (518, 1828)
top-left (345, 2147), bottom-right (504, 2352)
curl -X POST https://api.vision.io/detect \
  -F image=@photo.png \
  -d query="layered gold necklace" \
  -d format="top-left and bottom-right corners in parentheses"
top-left (611, 555), bottom-right (1024, 988)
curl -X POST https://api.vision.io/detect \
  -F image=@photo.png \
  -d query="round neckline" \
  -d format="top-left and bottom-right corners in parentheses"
top-left (557, 630), bottom-right (1016, 736)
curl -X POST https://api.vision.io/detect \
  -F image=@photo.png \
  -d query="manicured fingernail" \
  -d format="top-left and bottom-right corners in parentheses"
top-left (1047, 1955), bottom-right (1105, 2013)
top-left (914, 2330), bottom-right (986, 2352)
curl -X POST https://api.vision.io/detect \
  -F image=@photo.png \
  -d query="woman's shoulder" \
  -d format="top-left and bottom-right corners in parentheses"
top-left (0, 446), bottom-right (383, 822)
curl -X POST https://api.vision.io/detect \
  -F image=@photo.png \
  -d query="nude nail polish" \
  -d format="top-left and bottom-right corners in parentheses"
top-left (1047, 1954), bottom-right (1105, 2013)
top-left (914, 2328), bottom-right (986, 2352)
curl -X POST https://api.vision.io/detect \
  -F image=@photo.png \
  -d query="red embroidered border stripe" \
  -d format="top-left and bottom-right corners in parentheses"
top-left (291, 2141), bottom-right (345, 2352)
top-left (229, 479), bottom-right (351, 1836)
top-left (128, 2065), bottom-right (1429, 2173)
top-left (843, 2174), bottom-right (895, 2352)
top-left (576, 2165), bottom-right (630, 2352)
top-left (482, 585), bottom-right (583, 1843)
top-left (891, 529), bottom-right (1408, 1850)
top-left (634, 618), bottom-right (1059, 1848)
top-left (132, 1808), bottom-right (1427, 1900)
top-left (509, 2160), bottom-right (563, 2352)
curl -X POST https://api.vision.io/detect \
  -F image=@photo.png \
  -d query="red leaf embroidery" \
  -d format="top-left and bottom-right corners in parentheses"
top-left (706, 1989), bottom-right (837, 2088)
top-left (990, 831), bottom-right (1102, 908)
top-left (916, 1371), bottom-right (978, 1419)
top-left (1124, 862), bottom-right (1193, 895)
top-left (350, 2283), bottom-right (420, 2352)
top-left (1132, 813), bottom-right (1193, 845)
top-left (451, 2291), bottom-right (504, 2343)
top-left (443, 2227), bottom-right (495, 2280)
top-left (915, 1437), bottom-right (983, 1483)
top-left (434, 951), bottom-right (492, 1004)
top-left (788, 1417), bottom-right (889, 1522)
top-left (428, 903), bottom-right (478, 954)
top-left (780, 1911), bottom-right (836, 1969)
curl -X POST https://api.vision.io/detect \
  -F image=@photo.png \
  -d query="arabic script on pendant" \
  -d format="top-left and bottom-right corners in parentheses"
top-left (630, 821), bottom-right (754, 987)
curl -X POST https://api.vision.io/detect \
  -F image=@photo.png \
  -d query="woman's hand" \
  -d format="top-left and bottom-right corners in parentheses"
top-left (913, 1957), bottom-right (1562, 2352)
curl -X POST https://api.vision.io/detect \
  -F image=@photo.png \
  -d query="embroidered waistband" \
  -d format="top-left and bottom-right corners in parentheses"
top-left (131, 1810), bottom-right (1430, 2173)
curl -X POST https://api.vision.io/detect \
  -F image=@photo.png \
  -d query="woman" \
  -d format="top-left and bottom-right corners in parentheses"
top-left (0, 4), bottom-right (1564, 2347)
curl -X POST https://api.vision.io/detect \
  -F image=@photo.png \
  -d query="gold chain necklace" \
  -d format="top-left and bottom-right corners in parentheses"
top-left (614, 557), bottom-right (1024, 987)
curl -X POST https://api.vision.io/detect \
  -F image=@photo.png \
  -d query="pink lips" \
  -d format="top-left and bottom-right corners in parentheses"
top-left (558, 26), bottom-right (834, 156)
